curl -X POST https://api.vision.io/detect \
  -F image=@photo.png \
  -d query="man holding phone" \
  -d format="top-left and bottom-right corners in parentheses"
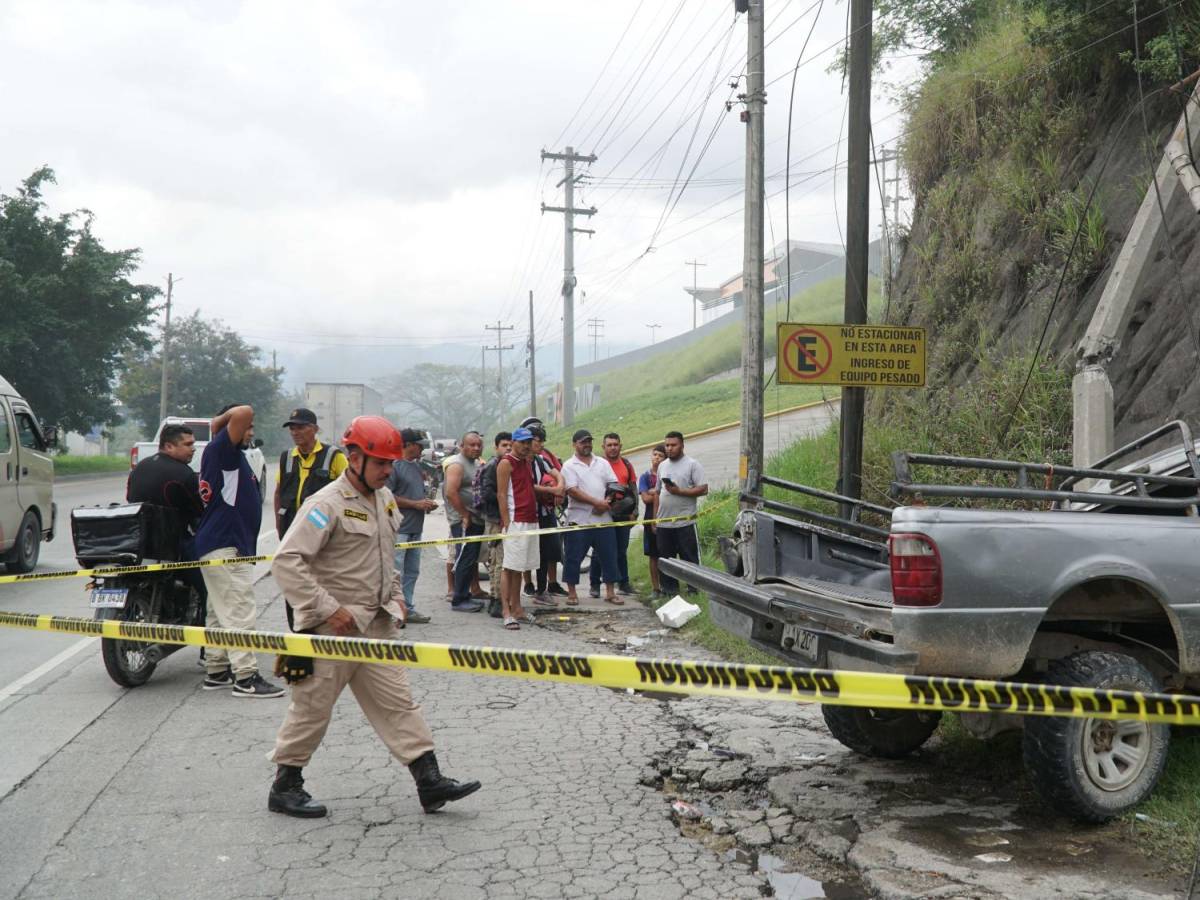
top-left (656, 431), bottom-right (708, 597)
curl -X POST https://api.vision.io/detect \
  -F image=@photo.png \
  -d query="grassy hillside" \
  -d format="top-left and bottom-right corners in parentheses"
top-left (538, 276), bottom-right (879, 450)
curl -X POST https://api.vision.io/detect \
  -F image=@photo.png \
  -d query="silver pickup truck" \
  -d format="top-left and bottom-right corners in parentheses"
top-left (660, 421), bottom-right (1200, 822)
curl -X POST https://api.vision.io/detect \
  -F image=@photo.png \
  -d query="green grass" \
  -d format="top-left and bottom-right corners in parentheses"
top-left (538, 276), bottom-right (879, 453)
top-left (53, 454), bottom-right (130, 476)
top-left (542, 379), bottom-right (829, 454)
top-left (1132, 731), bottom-right (1200, 873)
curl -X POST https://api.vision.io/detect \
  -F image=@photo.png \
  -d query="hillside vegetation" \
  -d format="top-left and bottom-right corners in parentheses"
top-left (542, 277), bottom-right (878, 449)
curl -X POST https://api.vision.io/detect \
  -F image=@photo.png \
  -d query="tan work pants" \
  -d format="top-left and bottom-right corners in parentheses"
top-left (270, 613), bottom-right (435, 768)
top-left (200, 547), bottom-right (259, 678)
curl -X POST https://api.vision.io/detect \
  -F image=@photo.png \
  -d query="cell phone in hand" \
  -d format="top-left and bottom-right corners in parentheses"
top-left (661, 477), bottom-right (675, 486)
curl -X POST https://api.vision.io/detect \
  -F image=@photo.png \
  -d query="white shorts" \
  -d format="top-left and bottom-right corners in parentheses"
top-left (502, 521), bottom-right (541, 572)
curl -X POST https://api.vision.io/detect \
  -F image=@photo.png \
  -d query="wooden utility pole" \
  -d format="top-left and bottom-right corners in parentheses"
top-left (485, 321), bottom-right (515, 416)
top-left (527, 290), bottom-right (537, 418)
top-left (738, 0), bottom-right (766, 498)
top-left (541, 146), bottom-right (597, 426)
top-left (839, 0), bottom-right (873, 514)
top-left (685, 259), bottom-right (707, 329)
top-left (587, 318), bottom-right (605, 362)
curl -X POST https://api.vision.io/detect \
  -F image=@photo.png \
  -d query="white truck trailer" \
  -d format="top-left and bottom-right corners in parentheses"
top-left (303, 382), bottom-right (383, 447)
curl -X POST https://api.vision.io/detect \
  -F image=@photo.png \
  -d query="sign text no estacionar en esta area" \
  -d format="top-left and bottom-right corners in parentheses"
top-left (777, 323), bottom-right (926, 387)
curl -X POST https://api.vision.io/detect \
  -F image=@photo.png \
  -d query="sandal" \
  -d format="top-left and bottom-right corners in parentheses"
top-left (604, 596), bottom-right (625, 605)
top-left (565, 596), bottom-right (580, 606)
top-left (503, 617), bottom-right (520, 631)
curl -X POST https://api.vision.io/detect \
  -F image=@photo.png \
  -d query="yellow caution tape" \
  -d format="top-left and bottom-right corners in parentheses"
top-left (1, 611), bottom-right (1197, 725)
top-left (0, 498), bottom-right (734, 586)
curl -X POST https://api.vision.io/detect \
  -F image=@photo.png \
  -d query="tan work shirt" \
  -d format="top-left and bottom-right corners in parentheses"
top-left (273, 473), bottom-right (406, 633)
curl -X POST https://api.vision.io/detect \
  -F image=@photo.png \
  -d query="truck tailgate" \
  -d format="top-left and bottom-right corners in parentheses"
top-left (659, 560), bottom-right (916, 673)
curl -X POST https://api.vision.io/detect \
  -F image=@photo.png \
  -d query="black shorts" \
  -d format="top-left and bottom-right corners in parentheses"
top-left (538, 511), bottom-right (562, 564)
top-left (642, 522), bottom-right (658, 559)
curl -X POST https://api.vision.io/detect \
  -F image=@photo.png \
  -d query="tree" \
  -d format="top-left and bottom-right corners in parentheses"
top-left (0, 167), bottom-right (158, 431)
top-left (374, 361), bottom-right (535, 438)
top-left (118, 312), bottom-right (281, 432)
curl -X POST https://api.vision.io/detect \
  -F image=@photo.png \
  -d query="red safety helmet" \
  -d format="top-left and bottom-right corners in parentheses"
top-left (342, 416), bottom-right (406, 460)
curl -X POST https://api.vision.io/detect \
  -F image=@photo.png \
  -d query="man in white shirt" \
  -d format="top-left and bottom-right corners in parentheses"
top-left (656, 430), bottom-right (708, 597)
top-left (560, 430), bottom-right (620, 605)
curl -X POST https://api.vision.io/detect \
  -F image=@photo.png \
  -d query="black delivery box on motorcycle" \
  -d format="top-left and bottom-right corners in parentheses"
top-left (71, 503), bottom-right (183, 567)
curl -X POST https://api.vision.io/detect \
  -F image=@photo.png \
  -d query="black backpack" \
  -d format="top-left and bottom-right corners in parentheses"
top-left (472, 456), bottom-right (502, 521)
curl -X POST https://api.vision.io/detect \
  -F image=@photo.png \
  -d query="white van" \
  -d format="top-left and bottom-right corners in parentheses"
top-left (0, 375), bottom-right (57, 572)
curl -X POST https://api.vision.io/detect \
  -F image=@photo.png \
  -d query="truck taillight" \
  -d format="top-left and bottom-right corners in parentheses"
top-left (129, 446), bottom-right (139, 469)
top-left (889, 533), bottom-right (942, 607)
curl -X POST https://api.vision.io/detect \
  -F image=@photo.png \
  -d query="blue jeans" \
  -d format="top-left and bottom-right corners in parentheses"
top-left (394, 532), bottom-right (422, 611)
top-left (591, 522), bottom-right (631, 588)
top-left (451, 519), bottom-right (485, 603)
top-left (563, 527), bottom-right (618, 586)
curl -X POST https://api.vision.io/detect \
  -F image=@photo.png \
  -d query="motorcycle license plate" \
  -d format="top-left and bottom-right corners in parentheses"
top-left (90, 588), bottom-right (129, 609)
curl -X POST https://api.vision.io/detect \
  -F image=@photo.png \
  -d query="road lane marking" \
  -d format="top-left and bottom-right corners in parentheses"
top-left (0, 637), bottom-right (96, 705)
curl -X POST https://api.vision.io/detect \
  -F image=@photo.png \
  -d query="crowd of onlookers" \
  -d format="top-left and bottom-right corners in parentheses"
top-left (410, 417), bottom-right (708, 630)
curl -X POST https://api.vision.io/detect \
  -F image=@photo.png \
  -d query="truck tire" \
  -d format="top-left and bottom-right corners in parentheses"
top-left (7, 511), bottom-right (41, 573)
top-left (1022, 651), bottom-right (1169, 822)
top-left (822, 705), bottom-right (941, 759)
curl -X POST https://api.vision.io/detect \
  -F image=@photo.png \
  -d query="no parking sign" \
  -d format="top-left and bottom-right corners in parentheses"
top-left (777, 323), bottom-right (926, 387)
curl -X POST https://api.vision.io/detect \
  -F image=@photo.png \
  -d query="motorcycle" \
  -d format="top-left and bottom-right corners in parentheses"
top-left (71, 502), bottom-right (204, 688)
top-left (418, 455), bottom-right (443, 501)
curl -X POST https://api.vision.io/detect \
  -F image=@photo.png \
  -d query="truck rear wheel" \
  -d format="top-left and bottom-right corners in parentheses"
top-left (1022, 651), bottom-right (1169, 822)
top-left (822, 705), bottom-right (941, 759)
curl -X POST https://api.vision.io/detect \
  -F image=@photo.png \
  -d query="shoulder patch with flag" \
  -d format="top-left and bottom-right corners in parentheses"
top-left (307, 508), bottom-right (330, 529)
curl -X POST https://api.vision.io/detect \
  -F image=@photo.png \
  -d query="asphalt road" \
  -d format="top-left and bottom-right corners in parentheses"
top-left (0, 470), bottom-right (279, 800)
top-left (625, 399), bottom-right (840, 488)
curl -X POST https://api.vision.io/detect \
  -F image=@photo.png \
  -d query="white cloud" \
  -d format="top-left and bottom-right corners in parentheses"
top-left (1, 0), bottom-right (919, 366)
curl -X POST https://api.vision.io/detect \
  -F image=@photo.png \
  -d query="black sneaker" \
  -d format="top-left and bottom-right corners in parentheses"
top-left (232, 673), bottom-right (285, 698)
top-left (547, 583), bottom-right (569, 596)
top-left (588, 587), bottom-right (601, 599)
top-left (406, 611), bottom-right (432, 624)
top-left (202, 669), bottom-right (234, 690)
top-left (618, 582), bottom-right (636, 596)
top-left (523, 583), bottom-right (536, 597)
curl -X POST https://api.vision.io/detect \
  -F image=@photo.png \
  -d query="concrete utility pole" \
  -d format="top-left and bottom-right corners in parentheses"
top-left (1073, 79), bottom-right (1200, 466)
top-left (685, 259), bottom-right (707, 329)
top-left (158, 272), bottom-right (177, 423)
top-left (485, 320), bottom-right (515, 416)
top-left (877, 148), bottom-right (902, 307)
top-left (527, 290), bottom-right (537, 418)
top-left (838, 0), bottom-right (873, 514)
top-left (738, 0), bottom-right (766, 499)
top-left (587, 318), bottom-right (605, 362)
top-left (541, 146), bottom-right (597, 426)
top-left (646, 323), bottom-right (662, 344)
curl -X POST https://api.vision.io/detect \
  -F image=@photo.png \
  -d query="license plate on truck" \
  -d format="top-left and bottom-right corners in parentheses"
top-left (782, 624), bottom-right (819, 663)
top-left (89, 588), bottom-right (128, 609)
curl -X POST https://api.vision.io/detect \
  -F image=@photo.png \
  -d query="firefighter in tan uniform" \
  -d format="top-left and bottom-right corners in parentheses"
top-left (267, 416), bottom-right (482, 818)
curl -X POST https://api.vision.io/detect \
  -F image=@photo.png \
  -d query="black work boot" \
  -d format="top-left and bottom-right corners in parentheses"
top-left (408, 751), bottom-right (481, 813)
top-left (268, 765), bottom-right (328, 818)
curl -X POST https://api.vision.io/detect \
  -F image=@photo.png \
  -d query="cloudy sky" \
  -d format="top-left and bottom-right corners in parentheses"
top-left (2, 0), bottom-right (919, 380)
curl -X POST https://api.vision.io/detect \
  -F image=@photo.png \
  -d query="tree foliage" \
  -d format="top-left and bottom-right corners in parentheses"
top-left (118, 312), bottom-right (281, 433)
top-left (0, 167), bottom-right (158, 431)
top-left (374, 361), bottom-right (534, 438)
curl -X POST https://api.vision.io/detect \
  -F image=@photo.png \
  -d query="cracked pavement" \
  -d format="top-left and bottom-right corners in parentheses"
top-left (0, 543), bottom-right (1187, 899)
top-left (0, 557), bottom-right (769, 900)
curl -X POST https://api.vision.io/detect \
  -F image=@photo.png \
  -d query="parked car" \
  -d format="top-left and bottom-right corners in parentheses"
top-left (661, 421), bottom-right (1200, 822)
top-left (130, 416), bottom-right (267, 500)
top-left (0, 374), bottom-right (58, 572)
